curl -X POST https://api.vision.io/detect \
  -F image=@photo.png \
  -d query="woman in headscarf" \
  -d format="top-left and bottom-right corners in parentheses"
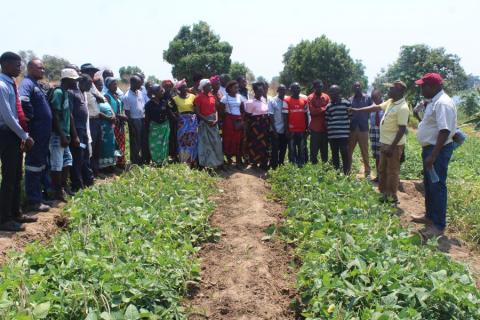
top-left (220, 80), bottom-right (245, 168)
top-left (172, 79), bottom-right (198, 166)
top-left (194, 79), bottom-right (224, 170)
top-left (244, 82), bottom-right (271, 170)
top-left (145, 85), bottom-right (174, 165)
top-left (104, 77), bottom-right (127, 169)
top-left (162, 79), bottom-right (179, 162)
top-left (93, 77), bottom-right (117, 172)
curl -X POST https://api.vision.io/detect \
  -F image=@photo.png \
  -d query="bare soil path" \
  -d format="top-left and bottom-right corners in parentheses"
top-left (187, 168), bottom-right (296, 320)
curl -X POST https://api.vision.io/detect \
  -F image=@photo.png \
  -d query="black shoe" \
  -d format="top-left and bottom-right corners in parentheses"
top-left (15, 214), bottom-right (38, 223)
top-left (0, 220), bottom-right (26, 232)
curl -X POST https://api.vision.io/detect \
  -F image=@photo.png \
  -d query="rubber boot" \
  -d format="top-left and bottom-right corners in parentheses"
top-left (50, 171), bottom-right (66, 202)
top-left (62, 167), bottom-right (75, 196)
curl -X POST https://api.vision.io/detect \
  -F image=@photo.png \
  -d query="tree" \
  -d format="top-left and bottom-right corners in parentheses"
top-left (146, 75), bottom-right (160, 84)
top-left (42, 54), bottom-right (70, 82)
top-left (119, 66), bottom-right (143, 83)
top-left (229, 61), bottom-right (253, 81)
top-left (18, 50), bottom-right (37, 73)
top-left (373, 44), bottom-right (468, 102)
top-left (459, 90), bottom-right (480, 117)
top-left (279, 36), bottom-right (367, 94)
top-left (466, 74), bottom-right (480, 89)
top-left (163, 21), bottom-right (233, 84)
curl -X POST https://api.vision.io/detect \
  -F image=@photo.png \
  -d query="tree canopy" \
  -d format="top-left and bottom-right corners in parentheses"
top-left (280, 35), bottom-right (367, 94)
top-left (229, 62), bottom-right (253, 81)
top-left (163, 21), bottom-right (233, 84)
top-left (119, 66), bottom-right (143, 83)
top-left (42, 55), bottom-right (71, 82)
top-left (373, 44), bottom-right (468, 101)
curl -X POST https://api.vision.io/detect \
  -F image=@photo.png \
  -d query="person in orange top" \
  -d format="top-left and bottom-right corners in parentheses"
top-left (283, 82), bottom-right (308, 167)
top-left (307, 80), bottom-right (330, 164)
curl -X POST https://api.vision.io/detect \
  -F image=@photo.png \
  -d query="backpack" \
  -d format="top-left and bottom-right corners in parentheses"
top-left (47, 86), bottom-right (66, 133)
top-left (47, 86), bottom-right (66, 115)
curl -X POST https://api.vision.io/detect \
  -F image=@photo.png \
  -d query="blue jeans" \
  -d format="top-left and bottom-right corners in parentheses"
top-left (422, 143), bottom-right (454, 230)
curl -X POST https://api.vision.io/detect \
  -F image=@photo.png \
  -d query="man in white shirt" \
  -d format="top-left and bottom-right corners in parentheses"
top-left (412, 73), bottom-right (457, 237)
top-left (122, 75), bottom-right (147, 165)
top-left (268, 84), bottom-right (288, 169)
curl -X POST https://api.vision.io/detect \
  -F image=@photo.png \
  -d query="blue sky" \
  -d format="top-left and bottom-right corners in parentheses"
top-left (2, 0), bottom-right (478, 83)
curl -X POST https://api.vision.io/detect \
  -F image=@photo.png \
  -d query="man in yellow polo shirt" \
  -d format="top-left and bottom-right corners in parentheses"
top-left (350, 80), bottom-right (409, 203)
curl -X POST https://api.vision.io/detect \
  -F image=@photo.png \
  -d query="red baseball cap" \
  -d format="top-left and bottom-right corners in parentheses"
top-left (415, 73), bottom-right (443, 86)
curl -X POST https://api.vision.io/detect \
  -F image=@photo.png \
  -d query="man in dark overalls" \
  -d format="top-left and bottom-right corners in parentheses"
top-left (20, 59), bottom-right (53, 212)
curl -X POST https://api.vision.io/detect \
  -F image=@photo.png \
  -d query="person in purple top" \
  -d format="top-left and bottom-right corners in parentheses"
top-left (348, 81), bottom-right (372, 178)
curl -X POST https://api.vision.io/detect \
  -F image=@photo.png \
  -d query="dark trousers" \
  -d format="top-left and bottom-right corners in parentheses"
top-left (25, 132), bottom-right (50, 204)
top-left (71, 129), bottom-right (94, 191)
top-left (128, 118), bottom-right (147, 165)
top-left (329, 138), bottom-right (349, 175)
top-left (0, 130), bottom-right (22, 224)
top-left (271, 133), bottom-right (288, 169)
top-left (288, 132), bottom-right (306, 167)
top-left (310, 130), bottom-right (329, 164)
top-left (89, 118), bottom-right (102, 175)
top-left (422, 143), bottom-right (454, 230)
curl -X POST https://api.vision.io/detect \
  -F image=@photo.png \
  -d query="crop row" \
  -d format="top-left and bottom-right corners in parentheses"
top-left (269, 164), bottom-right (480, 319)
top-left (0, 165), bottom-right (217, 319)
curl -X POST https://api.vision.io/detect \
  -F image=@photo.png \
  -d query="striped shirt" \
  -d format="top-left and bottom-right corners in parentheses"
top-left (326, 100), bottom-right (351, 140)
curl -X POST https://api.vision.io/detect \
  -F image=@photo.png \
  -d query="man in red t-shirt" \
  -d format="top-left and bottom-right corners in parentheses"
top-left (283, 82), bottom-right (308, 167)
top-left (307, 79), bottom-right (330, 164)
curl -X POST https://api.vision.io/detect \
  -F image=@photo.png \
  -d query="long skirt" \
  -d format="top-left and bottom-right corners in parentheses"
top-left (177, 113), bottom-right (198, 165)
top-left (149, 121), bottom-right (170, 165)
top-left (246, 114), bottom-right (271, 166)
top-left (222, 113), bottom-right (243, 157)
top-left (114, 122), bottom-right (126, 167)
top-left (99, 121), bottom-right (116, 169)
top-left (198, 114), bottom-right (224, 168)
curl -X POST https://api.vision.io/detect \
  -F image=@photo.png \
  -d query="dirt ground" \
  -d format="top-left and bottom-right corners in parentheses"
top-left (186, 168), bottom-right (296, 320)
top-left (396, 179), bottom-right (480, 287)
top-left (0, 175), bottom-right (117, 264)
top-left (0, 206), bottom-right (65, 264)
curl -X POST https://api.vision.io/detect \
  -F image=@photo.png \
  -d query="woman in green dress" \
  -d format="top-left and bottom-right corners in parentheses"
top-left (145, 85), bottom-right (174, 165)
top-left (93, 78), bottom-right (117, 172)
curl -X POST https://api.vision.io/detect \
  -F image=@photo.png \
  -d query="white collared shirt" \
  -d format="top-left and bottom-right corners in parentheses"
top-left (416, 90), bottom-right (457, 147)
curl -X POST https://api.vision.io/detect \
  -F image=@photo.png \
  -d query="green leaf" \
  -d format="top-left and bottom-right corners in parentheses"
top-left (124, 305), bottom-right (140, 320)
top-left (32, 302), bottom-right (50, 319)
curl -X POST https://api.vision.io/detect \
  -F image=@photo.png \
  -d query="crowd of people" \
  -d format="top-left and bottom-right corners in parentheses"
top-left (0, 51), bottom-right (458, 238)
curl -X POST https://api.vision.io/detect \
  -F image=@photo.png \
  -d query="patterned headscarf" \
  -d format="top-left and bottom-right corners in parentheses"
top-left (161, 79), bottom-right (173, 87)
top-left (175, 79), bottom-right (187, 89)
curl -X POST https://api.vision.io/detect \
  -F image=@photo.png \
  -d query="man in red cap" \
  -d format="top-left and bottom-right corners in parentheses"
top-left (412, 73), bottom-right (457, 237)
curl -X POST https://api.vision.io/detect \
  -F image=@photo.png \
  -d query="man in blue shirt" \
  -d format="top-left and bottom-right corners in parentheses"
top-left (19, 59), bottom-right (53, 212)
top-left (349, 81), bottom-right (372, 177)
top-left (0, 52), bottom-right (35, 231)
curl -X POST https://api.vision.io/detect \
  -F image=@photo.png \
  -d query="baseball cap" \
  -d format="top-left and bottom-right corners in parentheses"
top-left (80, 63), bottom-right (100, 73)
top-left (384, 80), bottom-right (407, 89)
top-left (61, 68), bottom-right (79, 80)
top-left (415, 73), bottom-right (443, 86)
